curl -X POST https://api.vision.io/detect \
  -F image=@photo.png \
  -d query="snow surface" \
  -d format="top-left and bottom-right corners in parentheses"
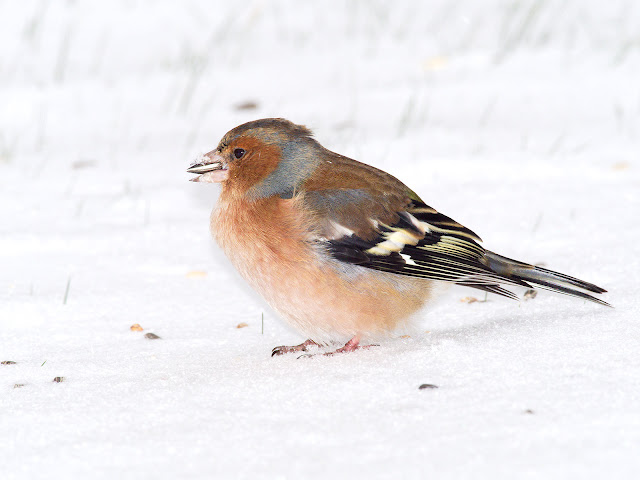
top-left (1, 1), bottom-right (639, 479)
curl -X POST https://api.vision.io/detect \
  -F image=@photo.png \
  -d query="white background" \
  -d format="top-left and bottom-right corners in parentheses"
top-left (1, 1), bottom-right (638, 478)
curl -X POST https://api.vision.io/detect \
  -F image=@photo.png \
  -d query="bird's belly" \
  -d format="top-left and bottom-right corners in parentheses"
top-left (212, 204), bottom-right (432, 343)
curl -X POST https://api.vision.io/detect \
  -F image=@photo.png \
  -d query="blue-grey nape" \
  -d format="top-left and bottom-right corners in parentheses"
top-left (248, 137), bottom-right (323, 200)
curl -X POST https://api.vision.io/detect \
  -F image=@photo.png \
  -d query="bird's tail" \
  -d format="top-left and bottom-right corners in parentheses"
top-left (485, 251), bottom-right (610, 307)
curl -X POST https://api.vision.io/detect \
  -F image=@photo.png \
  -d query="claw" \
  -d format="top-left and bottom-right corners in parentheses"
top-left (271, 339), bottom-right (319, 356)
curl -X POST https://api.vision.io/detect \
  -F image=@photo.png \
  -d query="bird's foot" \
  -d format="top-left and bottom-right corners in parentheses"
top-left (324, 336), bottom-right (362, 355)
top-left (298, 336), bottom-right (377, 358)
top-left (272, 339), bottom-right (320, 357)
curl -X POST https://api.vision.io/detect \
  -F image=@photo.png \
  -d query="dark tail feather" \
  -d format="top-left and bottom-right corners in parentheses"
top-left (485, 251), bottom-right (611, 307)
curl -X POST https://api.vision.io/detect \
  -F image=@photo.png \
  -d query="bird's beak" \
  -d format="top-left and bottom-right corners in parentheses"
top-left (187, 151), bottom-right (229, 183)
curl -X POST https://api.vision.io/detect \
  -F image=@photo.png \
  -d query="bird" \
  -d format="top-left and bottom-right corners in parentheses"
top-left (187, 118), bottom-right (609, 356)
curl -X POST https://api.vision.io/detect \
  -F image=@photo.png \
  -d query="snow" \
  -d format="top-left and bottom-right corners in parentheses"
top-left (1, 1), bottom-right (639, 478)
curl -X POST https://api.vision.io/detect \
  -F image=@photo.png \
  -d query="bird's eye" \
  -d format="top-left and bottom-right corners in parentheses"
top-left (233, 148), bottom-right (246, 159)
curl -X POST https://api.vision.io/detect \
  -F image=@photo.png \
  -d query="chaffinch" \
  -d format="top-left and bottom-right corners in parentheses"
top-left (187, 118), bottom-right (609, 356)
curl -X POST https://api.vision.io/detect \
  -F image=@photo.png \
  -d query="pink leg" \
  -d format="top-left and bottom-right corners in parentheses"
top-left (272, 339), bottom-right (320, 357)
top-left (326, 336), bottom-right (361, 355)
top-left (302, 336), bottom-right (376, 358)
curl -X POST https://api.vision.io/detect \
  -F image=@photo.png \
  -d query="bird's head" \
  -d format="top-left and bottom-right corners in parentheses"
top-left (187, 118), bottom-right (323, 200)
